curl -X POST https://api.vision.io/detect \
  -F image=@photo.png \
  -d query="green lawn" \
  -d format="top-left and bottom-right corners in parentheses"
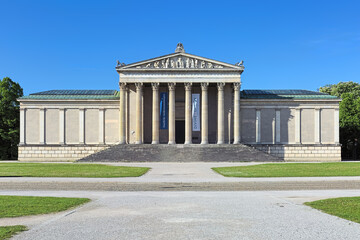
top-left (0, 225), bottom-right (27, 240)
top-left (305, 197), bottom-right (360, 224)
top-left (0, 195), bottom-right (90, 218)
top-left (212, 162), bottom-right (360, 177)
top-left (0, 195), bottom-right (90, 239)
top-left (0, 163), bottom-right (149, 178)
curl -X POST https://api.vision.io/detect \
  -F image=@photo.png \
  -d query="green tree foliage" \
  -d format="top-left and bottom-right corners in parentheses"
top-left (0, 77), bottom-right (23, 159)
top-left (319, 82), bottom-right (360, 98)
top-left (320, 81), bottom-right (360, 159)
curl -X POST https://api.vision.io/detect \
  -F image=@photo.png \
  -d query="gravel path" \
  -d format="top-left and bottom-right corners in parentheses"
top-left (1, 180), bottom-right (360, 191)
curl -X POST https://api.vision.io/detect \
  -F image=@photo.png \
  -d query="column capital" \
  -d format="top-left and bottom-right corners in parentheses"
top-left (135, 82), bottom-right (143, 91)
top-left (233, 82), bottom-right (241, 91)
top-left (168, 82), bottom-right (176, 91)
top-left (184, 82), bottom-right (192, 91)
top-left (217, 82), bottom-right (225, 91)
top-left (119, 82), bottom-right (127, 90)
top-left (151, 82), bottom-right (160, 90)
top-left (201, 82), bottom-right (209, 90)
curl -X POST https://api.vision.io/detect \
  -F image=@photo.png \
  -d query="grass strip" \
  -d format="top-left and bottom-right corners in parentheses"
top-left (305, 197), bottom-right (360, 224)
top-left (0, 225), bottom-right (27, 240)
top-left (0, 195), bottom-right (90, 218)
top-left (0, 163), bottom-right (149, 178)
top-left (212, 162), bottom-right (360, 177)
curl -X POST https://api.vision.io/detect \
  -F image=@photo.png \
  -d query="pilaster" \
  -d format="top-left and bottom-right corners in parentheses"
top-left (59, 108), bottom-right (65, 144)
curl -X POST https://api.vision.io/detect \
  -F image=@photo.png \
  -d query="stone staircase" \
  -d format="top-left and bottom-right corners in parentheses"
top-left (78, 144), bottom-right (282, 162)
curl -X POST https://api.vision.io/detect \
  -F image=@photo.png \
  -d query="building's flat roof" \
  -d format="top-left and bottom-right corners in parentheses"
top-left (241, 89), bottom-right (339, 100)
top-left (19, 89), bottom-right (339, 100)
top-left (20, 90), bottom-right (120, 100)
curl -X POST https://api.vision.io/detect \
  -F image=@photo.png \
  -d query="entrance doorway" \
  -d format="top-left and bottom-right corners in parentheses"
top-left (175, 120), bottom-right (185, 144)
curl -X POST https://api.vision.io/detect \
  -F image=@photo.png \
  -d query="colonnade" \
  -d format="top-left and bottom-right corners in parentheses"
top-left (119, 82), bottom-right (241, 145)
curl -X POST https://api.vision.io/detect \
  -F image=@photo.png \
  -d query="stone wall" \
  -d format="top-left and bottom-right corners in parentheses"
top-left (240, 100), bottom-right (340, 146)
top-left (18, 145), bottom-right (110, 162)
top-left (252, 144), bottom-right (341, 162)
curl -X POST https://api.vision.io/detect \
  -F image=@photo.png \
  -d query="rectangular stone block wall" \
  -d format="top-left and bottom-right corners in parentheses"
top-left (252, 144), bottom-right (341, 162)
top-left (18, 145), bottom-right (110, 162)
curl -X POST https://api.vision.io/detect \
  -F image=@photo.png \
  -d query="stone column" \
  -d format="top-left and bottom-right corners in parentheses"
top-left (256, 109), bottom-right (261, 143)
top-left (295, 108), bottom-right (301, 144)
top-left (59, 108), bottom-right (65, 144)
top-left (79, 108), bottom-right (85, 144)
top-left (217, 83), bottom-right (225, 144)
top-left (135, 83), bottom-right (143, 144)
top-left (201, 83), bottom-right (209, 144)
top-left (119, 82), bottom-right (127, 144)
top-left (314, 108), bottom-right (321, 144)
top-left (168, 83), bottom-right (176, 144)
top-left (334, 108), bottom-right (339, 144)
top-left (99, 108), bottom-right (105, 144)
top-left (39, 108), bottom-right (45, 144)
top-left (275, 109), bottom-right (281, 143)
top-left (20, 108), bottom-right (25, 145)
top-left (233, 82), bottom-right (241, 144)
top-left (151, 83), bottom-right (160, 144)
top-left (184, 83), bottom-right (192, 144)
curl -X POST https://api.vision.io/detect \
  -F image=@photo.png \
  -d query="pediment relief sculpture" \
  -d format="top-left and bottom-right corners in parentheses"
top-left (133, 56), bottom-right (225, 69)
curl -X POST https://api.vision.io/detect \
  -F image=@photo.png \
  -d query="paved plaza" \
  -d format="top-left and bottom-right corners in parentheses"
top-left (0, 190), bottom-right (359, 240)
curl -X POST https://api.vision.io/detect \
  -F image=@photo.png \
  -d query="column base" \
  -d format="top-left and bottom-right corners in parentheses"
top-left (217, 141), bottom-right (224, 144)
top-left (233, 141), bottom-right (240, 144)
top-left (168, 141), bottom-right (176, 145)
top-left (151, 141), bottom-right (159, 144)
top-left (201, 141), bottom-right (208, 145)
top-left (184, 141), bottom-right (192, 144)
top-left (135, 141), bottom-right (143, 144)
top-left (119, 141), bottom-right (126, 144)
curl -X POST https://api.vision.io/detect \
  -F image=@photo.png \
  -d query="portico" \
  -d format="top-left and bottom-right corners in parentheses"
top-left (116, 44), bottom-right (244, 145)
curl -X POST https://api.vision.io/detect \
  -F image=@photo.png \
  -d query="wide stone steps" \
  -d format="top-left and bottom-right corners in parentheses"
top-left (78, 144), bottom-right (282, 162)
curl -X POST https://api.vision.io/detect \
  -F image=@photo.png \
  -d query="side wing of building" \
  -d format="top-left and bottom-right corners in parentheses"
top-left (18, 90), bottom-right (120, 161)
top-left (240, 90), bottom-right (341, 161)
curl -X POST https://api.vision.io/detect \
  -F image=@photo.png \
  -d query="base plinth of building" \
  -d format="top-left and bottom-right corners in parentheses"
top-left (251, 144), bottom-right (342, 162)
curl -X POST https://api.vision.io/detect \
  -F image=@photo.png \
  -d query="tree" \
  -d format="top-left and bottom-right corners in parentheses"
top-left (320, 81), bottom-right (360, 159)
top-left (319, 81), bottom-right (360, 98)
top-left (0, 77), bottom-right (23, 160)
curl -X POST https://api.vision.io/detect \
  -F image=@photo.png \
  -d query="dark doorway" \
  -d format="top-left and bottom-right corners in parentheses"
top-left (175, 120), bottom-right (185, 144)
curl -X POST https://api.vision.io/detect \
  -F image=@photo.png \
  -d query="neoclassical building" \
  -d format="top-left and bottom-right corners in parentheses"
top-left (18, 44), bottom-right (341, 161)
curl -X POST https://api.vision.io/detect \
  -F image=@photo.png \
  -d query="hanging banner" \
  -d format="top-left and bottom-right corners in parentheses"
top-left (160, 92), bottom-right (168, 129)
top-left (192, 94), bottom-right (200, 131)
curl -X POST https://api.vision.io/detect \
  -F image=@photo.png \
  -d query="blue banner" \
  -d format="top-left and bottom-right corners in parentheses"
top-left (192, 94), bottom-right (200, 131)
top-left (160, 92), bottom-right (168, 129)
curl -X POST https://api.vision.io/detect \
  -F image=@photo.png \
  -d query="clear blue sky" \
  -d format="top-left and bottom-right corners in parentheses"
top-left (1, 0), bottom-right (359, 95)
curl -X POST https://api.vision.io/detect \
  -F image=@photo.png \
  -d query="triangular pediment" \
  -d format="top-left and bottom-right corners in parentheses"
top-left (116, 52), bottom-right (244, 72)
